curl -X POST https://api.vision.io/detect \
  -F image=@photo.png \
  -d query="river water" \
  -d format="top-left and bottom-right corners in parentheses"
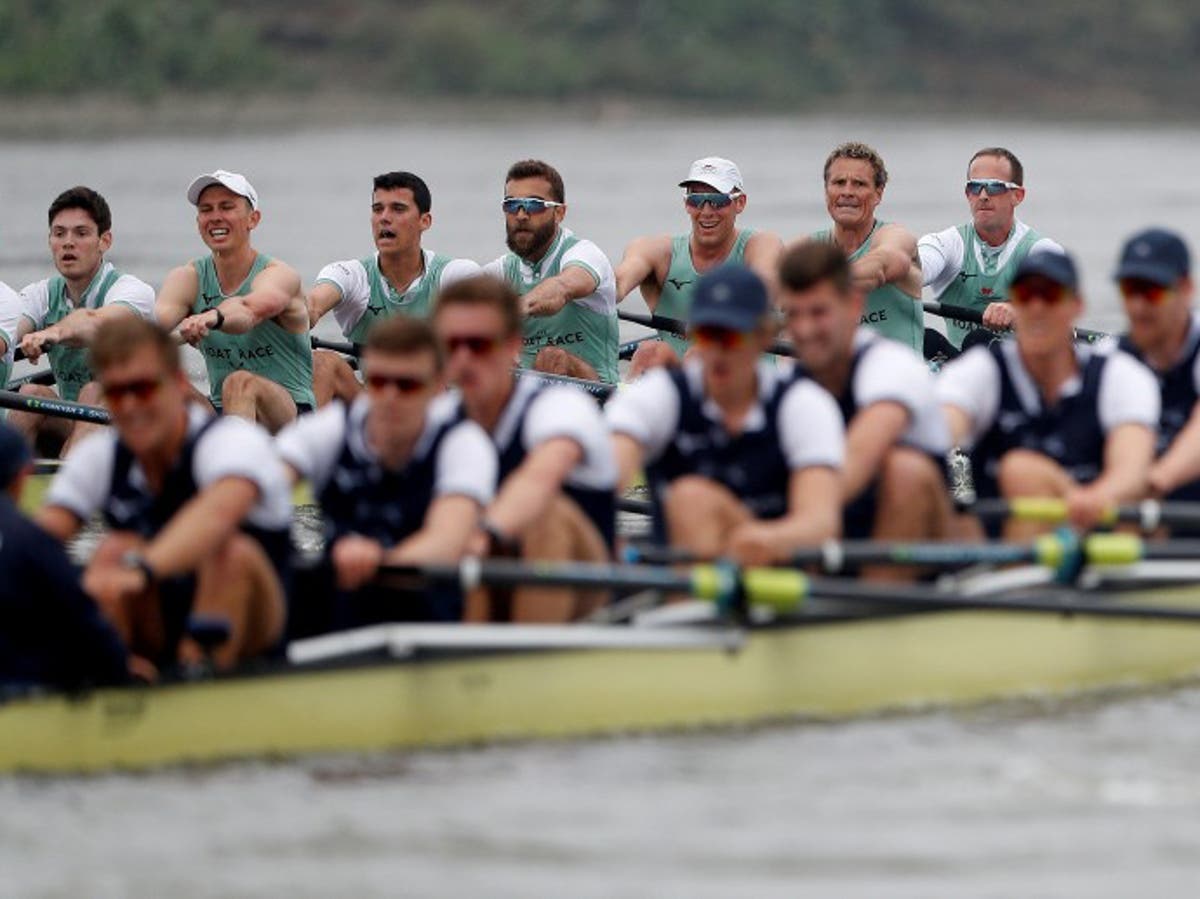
top-left (4, 115), bottom-right (1200, 897)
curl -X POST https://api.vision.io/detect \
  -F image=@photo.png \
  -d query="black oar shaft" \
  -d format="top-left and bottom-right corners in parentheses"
top-left (617, 310), bottom-right (795, 358)
top-left (922, 301), bottom-right (1109, 343)
top-left (0, 389), bottom-right (110, 424)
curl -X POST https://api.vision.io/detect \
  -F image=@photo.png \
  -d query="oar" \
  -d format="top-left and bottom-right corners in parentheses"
top-left (617, 310), bottom-right (796, 358)
top-left (923, 300), bottom-right (1110, 344)
top-left (0, 388), bottom-right (110, 424)
top-left (373, 557), bottom-right (1200, 623)
top-left (968, 497), bottom-right (1200, 531)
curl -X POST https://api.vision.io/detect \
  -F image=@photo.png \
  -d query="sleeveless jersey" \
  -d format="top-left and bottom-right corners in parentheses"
top-left (647, 367), bottom-right (793, 524)
top-left (969, 343), bottom-right (1109, 500)
top-left (936, 223), bottom-right (1043, 348)
top-left (347, 253), bottom-right (452, 343)
top-left (492, 384), bottom-right (616, 549)
top-left (500, 233), bottom-right (619, 384)
top-left (811, 222), bottom-right (923, 354)
top-left (191, 254), bottom-right (316, 410)
top-left (43, 266), bottom-right (122, 402)
top-left (656, 230), bottom-right (754, 355)
top-left (317, 405), bottom-right (458, 547)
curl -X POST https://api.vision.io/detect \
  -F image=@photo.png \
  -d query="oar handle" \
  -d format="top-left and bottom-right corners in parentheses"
top-left (923, 301), bottom-right (1111, 345)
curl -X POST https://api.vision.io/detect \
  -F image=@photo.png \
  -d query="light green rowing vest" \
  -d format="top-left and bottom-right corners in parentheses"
top-left (812, 222), bottom-right (923, 354)
top-left (191, 254), bottom-right (316, 409)
top-left (348, 253), bottom-right (451, 343)
top-left (43, 266), bottom-right (122, 401)
top-left (501, 232), bottom-right (619, 384)
top-left (655, 230), bottom-right (754, 355)
top-left (936, 223), bottom-right (1043, 348)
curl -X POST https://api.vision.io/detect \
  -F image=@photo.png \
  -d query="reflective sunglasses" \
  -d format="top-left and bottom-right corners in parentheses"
top-left (1118, 277), bottom-right (1172, 304)
top-left (684, 192), bottom-right (737, 210)
top-left (102, 376), bottom-right (164, 403)
top-left (365, 372), bottom-right (432, 394)
top-left (690, 324), bottom-right (750, 349)
top-left (443, 334), bottom-right (500, 356)
top-left (501, 197), bottom-right (564, 215)
top-left (1009, 277), bottom-right (1071, 307)
top-left (966, 179), bottom-right (1021, 196)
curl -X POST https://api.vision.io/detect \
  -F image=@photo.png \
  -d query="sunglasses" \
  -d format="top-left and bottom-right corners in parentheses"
top-left (1118, 277), bottom-right (1172, 304)
top-left (501, 197), bottom-right (564, 215)
top-left (684, 192), bottom-right (737, 210)
top-left (365, 372), bottom-right (432, 394)
top-left (102, 376), bottom-right (164, 403)
top-left (443, 334), bottom-right (500, 356)
top-left (690, 325), bottom-right (750, 349)
top-left (1009, 277), bottom-right (1071, 307)
top-left (966, 179), bottom-right (1021, 196)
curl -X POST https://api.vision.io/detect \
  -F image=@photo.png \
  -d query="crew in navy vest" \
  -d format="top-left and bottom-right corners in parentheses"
top-left (38, 317), bottom-right (292, 673)
top-left (0, 422), bottom-right (129, 690)
top-left (608, 264), bottom-right (844, 565)
top-left (778, 240), bottom-right (952, 577)
top-left (432, 275), bottom-right (618, 624)
top-left (1112, 228), bottom-right (1200, 523)
top-left (938, 248), bottom-right (1159, 540)
top-left (277, 315), bottom-right (496, 629)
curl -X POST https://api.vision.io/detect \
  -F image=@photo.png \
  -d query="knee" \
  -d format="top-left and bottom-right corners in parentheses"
top-left (220, 370), bottom-right (260, 406)
top-left (76, 381), bottom-right (104, 405)
top-left (533, 346), bottom-right (572, 375)
top-left (629, 341), bottom-right (679, 379)
top-left (879, 447), bottom-right (939, 494)
top-left (18, 383), bottom-right (55, 399)
top-left (997, 449), bottom-right (1062, 496)
top-left (663, 475), bottom-right (722, 517)
top-left (313, 350), bottom-right (353, 381)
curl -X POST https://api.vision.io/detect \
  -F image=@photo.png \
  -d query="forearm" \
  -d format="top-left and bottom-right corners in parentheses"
top-left (387, 497), bottom-right (481, 564)
top-left (1151, 419), bottom-right (1200, 495)
top-left (523, 280), bottom-right (572, 316)
top-left (46, 308), bottom-right (119, 347)
top-left (142, 481), bottom-right (256, 578)
top-left (487, 471), bottom-right (560, 538)
top-left (210, 297), bottom-right (260, 334)
top-left (1087, 431), bottom-right (1155, 503)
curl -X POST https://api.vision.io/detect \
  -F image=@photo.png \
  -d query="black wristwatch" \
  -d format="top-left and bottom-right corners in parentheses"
top-left (210, 307), bottom-right (225, 331)
top-left (120, 551), bottom-right (158, 588)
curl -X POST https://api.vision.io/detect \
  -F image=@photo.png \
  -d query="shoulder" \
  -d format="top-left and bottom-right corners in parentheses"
top-left (623, 234), bottom-right (673, 260)
top-left (482, 257), bottom-right (506, 277)
top-left (918, 224), bottom-right (964, 249)
top-left (563, 237), bottom-right (614, 271)
top-left (439, 258), bottom-right (482, 286)
top-left (873, 221), bottom-right (917, 247)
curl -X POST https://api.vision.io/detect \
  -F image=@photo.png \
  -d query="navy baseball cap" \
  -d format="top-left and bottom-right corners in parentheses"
top-left (1114, 228), bottom-right (1190, 286)
top-left (688, 264), bottom-right (769, 333)
top-left (0, 421), bottom-right (32, 492)
top-left (1013, 248), bottom-right (1079, 290)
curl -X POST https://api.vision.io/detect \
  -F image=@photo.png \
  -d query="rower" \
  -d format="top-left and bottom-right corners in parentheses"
top-left (1112, 228), bottom-right (1200, 517)
top-left (919, 147), bottom-right (1062, 355)
top-left (37, 317), bottom-right (291, 672)
top-left (431, 275), bottom-right (618, 622)
top-left (307, 171), bottom-right (481, 407)
top-left (276, 315), bottom-right (496, 631)
top-left (155, 169), bottom-right (315, 433)
top-left (0, 279), bottom-right (19, 392)
top-left (0, 420), bottom-right (129, 690)
top-left (938, 248), bottom-right (1159, 539)
top-left (614, 156), bottom-right (783, 377)
top-left (779, 241), bottom-right (952, 577)
top-left (607, 264), bottom-right (844, 565)
top-left (808, 142), bottom-right (925, 355)
top-left (9, 187), bottom-right (155, 455)
top-left (483, 159), bottom-right (620, 384)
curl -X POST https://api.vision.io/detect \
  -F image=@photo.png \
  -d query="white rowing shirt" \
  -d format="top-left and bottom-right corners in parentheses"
top-left (275, 393), bottom-right (497, 504)
top-left (19, 262), bottom-right (156, 330)
top-left (0, 280), bottom-right (21, 380)
top-left (46, 404), bottom-right (292, 532)
top-left (919, 220), bottom-right (1062, 295)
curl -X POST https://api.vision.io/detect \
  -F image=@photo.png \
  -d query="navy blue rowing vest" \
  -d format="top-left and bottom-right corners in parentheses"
top-left (318, 406), bottom-right (457, 548)
top-left (969, 344), bottom-right (1108, 499)
top-left (495, 384), bottom-right (616, 550)
top-left (648, 367), bottom-right (793, 524)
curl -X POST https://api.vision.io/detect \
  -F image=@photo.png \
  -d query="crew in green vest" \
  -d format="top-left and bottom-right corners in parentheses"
top-left (8, 186), bottom-right (155, 455)
top-left (157, 169), bottom-right (315, 434)
top-left (809, 142), bottom-right (925, 356)
top-left (484, 159), bottom-right (620, 385)
top-left (920, 147), bottom-right (1062, 351)
top-left (615, 156), bottom-right (784, 378)
top-left (308, 171), bottom-right (481, 406)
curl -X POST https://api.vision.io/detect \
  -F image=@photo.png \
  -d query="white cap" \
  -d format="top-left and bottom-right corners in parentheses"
top-left (679, 157), bottom-right (744, 194)
top-left (186, 170), bottom-right (259, 210)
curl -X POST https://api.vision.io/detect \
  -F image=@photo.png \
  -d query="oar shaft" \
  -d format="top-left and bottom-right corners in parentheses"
top-left (969, 497), bottom-right (1200, 530)
top-left (922, 301), bottom-right (1109, 344)
top-left (617, 310), bottom-right (795, 358)
top-left (0, 389), bottom-right (110, 424)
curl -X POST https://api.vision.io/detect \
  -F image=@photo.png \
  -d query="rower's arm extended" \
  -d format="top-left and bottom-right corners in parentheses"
top-left (136, 477), bottom-right (260, 579)
top-left (743, 231), bottom-right (786, 290)
top-left (484, 437), bottom-right (582, 540)
top-left (1068, 423), bottom-right (1156, 520)
top-left (843, 401), bottom-right (910, 503)
top-left (179, 262), bottom-right (304, 345)
top-left (521, 265), bottom-right (598, 318)
top-left (851, 223), bottom-right (921, 296)
top-left (727, 466), bottom-right (843, 565)
top-left (155, 264), bottom-right (202, 331)
top-left (614, 235), bottom-right (670, 309)
top-left (388, 495), bottom-right (482, 564)
top-left (307, 281), bottom-right (343, 329)
top-left (1149, 403), bottom-right (1200, 498)
top-left (19, 303), bottom-right (140, 362)
top-left (611, 432), bottom-right (645, 495)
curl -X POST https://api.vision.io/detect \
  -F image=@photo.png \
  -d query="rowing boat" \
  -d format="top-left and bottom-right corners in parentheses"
top-left (5, 579), bottom-right (1200, 774)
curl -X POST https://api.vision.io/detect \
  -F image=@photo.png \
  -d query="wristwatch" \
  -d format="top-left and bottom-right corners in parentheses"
top-left (210, 307), bottom-right (226, 331)
top-left (119, 550), bottom-right (158, 588)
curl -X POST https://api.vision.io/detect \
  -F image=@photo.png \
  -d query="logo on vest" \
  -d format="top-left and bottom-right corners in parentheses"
top-left (667, 278), bottom-right (693, 290)
top-left (860, 310), bottom-right (889, 324)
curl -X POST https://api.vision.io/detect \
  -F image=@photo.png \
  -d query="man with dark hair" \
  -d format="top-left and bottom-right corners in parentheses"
top-left (307, 171), bottom-right (480, 406)
top-left (9, 186), bottom-right (155, 455)
top-left (779, 241), bottom-right (951, 573)
top-left (0, 420), bottom-right (129, 690)
top-left (156, 169), bottom-right (315, 433)
top-left (484, 159), bottom-right (619, 384)
top-left (607, 265), bottom-right (844, 565)
top-left (433, 274), bottom-right (618, 622)
top-left (615, 156), bottom-right (784, 376)
top-left (37, 316), bottom-right (292, 672)
top-left (809, 142), bottom-right (924, 355)
top-left (920, 147), bottom-right (1062, 352)
top-left (276, 315), bottom-right (497, 629)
